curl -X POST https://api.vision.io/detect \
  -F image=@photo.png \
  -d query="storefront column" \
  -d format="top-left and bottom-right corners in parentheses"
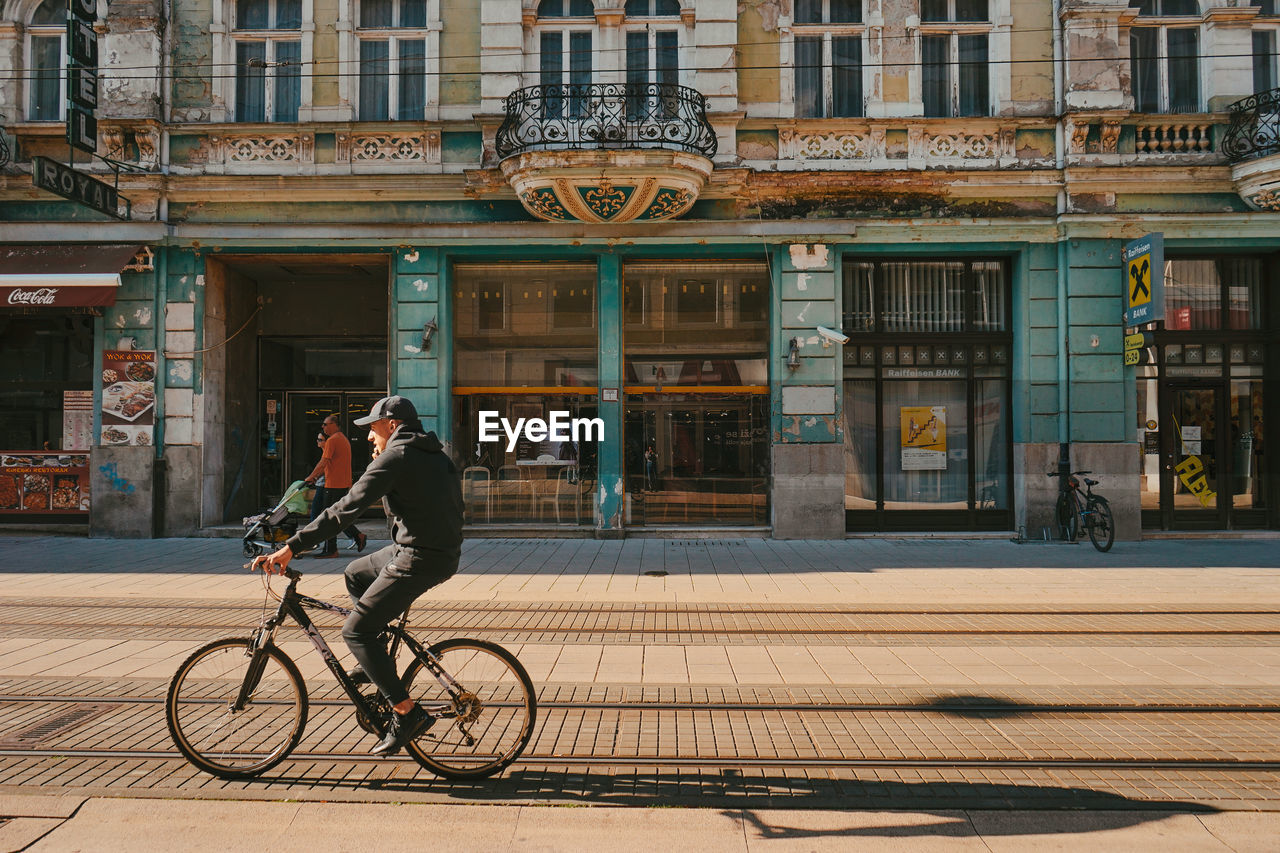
top-left (91, 262), bottom-right (162, 538)
top-left (773, 244), bottom-right (843, 539)
top-left (392, 247), bottom-right (445, 437)
top-left (595, 253), bottom-right (624, 534)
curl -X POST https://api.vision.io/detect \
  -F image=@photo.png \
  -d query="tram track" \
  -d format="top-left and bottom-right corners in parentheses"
top-left (2, 745), bottom-right (1277, 772)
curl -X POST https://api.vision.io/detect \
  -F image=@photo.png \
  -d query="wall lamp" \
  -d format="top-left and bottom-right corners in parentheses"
top-left (786, 337), bottom-right (801, 371)
top-left (421, 317), bottom-right (438, 353)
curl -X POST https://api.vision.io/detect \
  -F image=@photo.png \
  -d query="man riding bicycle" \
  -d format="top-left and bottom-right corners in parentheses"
top-left (253, 395), bottom-right (464, 755)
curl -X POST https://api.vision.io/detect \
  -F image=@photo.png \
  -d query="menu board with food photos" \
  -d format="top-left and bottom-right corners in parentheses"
top-left (0, 452), bottom-right (91, 515)
top-left (100, 350), bottom-right (157, 448)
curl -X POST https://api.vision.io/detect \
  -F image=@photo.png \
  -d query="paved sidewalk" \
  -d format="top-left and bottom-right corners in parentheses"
top-left (2, 795), bottom-right (1278, 852)
top-left (2, 536), bottom-right (1278, 693)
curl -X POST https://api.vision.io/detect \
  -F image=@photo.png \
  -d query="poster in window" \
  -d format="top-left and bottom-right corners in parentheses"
top-left (900, 406), bottom-right (947, 471)
top-left (62, 390), bottom-right (94, 451)
top-left (0, 452), bottom-right (91, 515)
top-left (100, 350), bottom-right (156, 447)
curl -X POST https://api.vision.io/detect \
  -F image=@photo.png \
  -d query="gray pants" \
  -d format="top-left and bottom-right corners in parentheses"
top-left (342, 544), bottom-right (458, 705)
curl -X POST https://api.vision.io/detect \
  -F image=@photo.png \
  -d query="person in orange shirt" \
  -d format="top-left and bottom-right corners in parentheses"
top-left (304, 415), bottom-right (367, 557)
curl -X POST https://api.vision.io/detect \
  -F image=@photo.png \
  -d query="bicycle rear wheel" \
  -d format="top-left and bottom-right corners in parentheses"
top-left (1086, 496), bottom-right (1115, 552)
top-left (402, 638), bottom-right (536, 780)
top-left (166, 638), bottom-right (308, 779)
top-left (1056, 492), bottom-right (1079, 541)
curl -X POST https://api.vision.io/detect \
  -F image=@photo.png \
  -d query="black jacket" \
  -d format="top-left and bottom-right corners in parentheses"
top-left (287, 425), bottom-right (463, 560)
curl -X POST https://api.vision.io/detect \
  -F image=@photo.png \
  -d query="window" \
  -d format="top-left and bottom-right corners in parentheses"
top-left (537, 0), bottom-right (594, 120)
top-left (920, 0), bottom-right (990, 117)
top-left (624, 0), bottom-right (680, 14)
top-left (792, 1), bottom-right (864, 118)
top-left (1129, 0), bottom-right (1200, 114)
top-left (26, 0), bottom-right (65, 121)
top-left (357, 0), bottom-right (428, 120)
top-left (233, 0), bottom-right (302, 122)
top-left (625, 25), bottom-right (678, 118)
top-left (1163, 259), bottom-right (1265, 331)
top-left (1256, 3), bottom-right (1279, 96)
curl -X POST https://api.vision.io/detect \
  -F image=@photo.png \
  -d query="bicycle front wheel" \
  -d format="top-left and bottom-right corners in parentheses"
top-left (1086, 496), bottom-right (1115, 552)
top-left (166, 638), bottom-right (308, 779)
top-left (403, 638), bottom-right (537, 780)
top-left (1056, 492), bottom-right (1078, 541)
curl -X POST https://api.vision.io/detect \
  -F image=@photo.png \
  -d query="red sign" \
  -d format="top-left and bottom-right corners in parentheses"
top-left (0, 284), bottom-right (119, 307)
top-left (0, 452), bottom-right (91, 514)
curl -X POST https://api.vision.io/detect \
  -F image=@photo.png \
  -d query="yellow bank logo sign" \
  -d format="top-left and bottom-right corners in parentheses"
top-left (1122, 233), bottom-right (1163, 326)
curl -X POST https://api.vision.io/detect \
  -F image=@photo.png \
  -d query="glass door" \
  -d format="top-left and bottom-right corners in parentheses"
top-left (258, 391), bottom-right (381, 507)
top-left (1164, 385), bottom-right (1227, 529)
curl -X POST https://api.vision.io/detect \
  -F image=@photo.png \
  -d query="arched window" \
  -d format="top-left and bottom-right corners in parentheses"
top-left (920, 0), bottom-right (990, 118)
top-left (232, 0), bottom-right (302, 122)
top-left (791, 1), bottom-right (865, 118)
top-left (26, 0), bottom-right (66, 121)
top-left (1129, 0), bottom-right (1200, 114)
top-left (1254, 1), bottom-right (1279, 95)
top-left (357, 0), bottom-right (429, 120)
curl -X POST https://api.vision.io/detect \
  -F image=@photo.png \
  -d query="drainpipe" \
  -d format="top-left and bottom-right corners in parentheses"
top-left (1053, 0), bottom-right (1071, 478)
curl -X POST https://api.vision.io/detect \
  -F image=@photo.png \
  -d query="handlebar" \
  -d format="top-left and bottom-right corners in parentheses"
top-left (244, 562), bottom-right (302, 581)
top-left (1047, 470), bottom-right (1092, 477)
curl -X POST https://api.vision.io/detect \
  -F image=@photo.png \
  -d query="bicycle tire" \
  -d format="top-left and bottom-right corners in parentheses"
top-left (402, 638), bottom-right (537, 781)
top-left (1056, 492), bottom-right (1079, 541)
top-left (1086, 496), bottom-right (1115, 552)
top-left (166, 638), bottom-right (308, 779)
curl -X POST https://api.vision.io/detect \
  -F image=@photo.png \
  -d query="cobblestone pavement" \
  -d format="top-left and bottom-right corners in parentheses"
top-left (0, 535), bottom-right (1278, 817)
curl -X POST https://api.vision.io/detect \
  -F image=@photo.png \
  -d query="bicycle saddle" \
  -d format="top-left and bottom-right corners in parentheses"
top-left (1084, 478), bottom-right (1098, 486)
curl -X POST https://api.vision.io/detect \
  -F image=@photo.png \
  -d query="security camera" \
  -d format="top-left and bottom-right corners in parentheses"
top-left (816, 326), bottom-right (849, 347)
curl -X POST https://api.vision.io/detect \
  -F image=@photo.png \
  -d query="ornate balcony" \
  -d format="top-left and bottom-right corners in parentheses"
top-left (496, 83), bottom-right (717, 223)
top-left (1223, 88), bottom-right (1280, 211)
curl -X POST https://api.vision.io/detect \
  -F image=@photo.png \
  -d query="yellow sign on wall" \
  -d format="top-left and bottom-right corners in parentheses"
top-left (900, 406), bottom-right (947, 471)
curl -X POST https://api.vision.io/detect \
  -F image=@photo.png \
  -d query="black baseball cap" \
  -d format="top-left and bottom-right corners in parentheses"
top-left (354, 395), bottom-right (419, 426)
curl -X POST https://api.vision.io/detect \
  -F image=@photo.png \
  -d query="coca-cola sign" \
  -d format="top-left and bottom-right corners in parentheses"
top-left (0, 283), bottom-right (118, 308)
top-left (7, 288), bottom-right (58, 305)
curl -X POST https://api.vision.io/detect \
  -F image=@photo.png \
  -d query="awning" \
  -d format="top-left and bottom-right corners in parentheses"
top-left (0, 244), bottom-right (143, 308)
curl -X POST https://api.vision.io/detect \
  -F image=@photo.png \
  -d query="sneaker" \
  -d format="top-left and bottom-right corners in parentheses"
top-left (346, 666), bottom-right (371, 685)
top-left (371, 704), bottom-right (433, 756)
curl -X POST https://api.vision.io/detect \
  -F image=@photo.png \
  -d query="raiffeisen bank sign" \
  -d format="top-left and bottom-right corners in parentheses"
top-left (478, 410), bottom-right (604, 453)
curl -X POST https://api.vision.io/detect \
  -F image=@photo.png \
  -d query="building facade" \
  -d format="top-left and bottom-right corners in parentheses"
top-left (1, 0), bottom-right (1277, 538)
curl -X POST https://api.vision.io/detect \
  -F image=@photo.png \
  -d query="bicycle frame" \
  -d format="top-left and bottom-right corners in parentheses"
top-left (239, 571), bottom-right (467, 734)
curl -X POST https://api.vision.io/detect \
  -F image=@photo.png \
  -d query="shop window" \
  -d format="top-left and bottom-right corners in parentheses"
top-left (842, 257), bottom-right (1011, 530)
top-left (26, 0), bottom-right (65, 122)
top-left (1163, 258), bottom-right (1265, 331)
top-left (920, 0), bottom-right (991, 117)
top-left (792, 2), bottom-right (864, 118)
top-left (1129, 1), bottom-right (1201, 114)
top-left (233, 0), bottom-right (302, 122)
top-left (0, 316), bottom-right (95, 451)
top-left (452, 262), bottom-right (599, 525)
top-left (622, 262), bottom-right (770, 527)
top-left (357, 0), bottom-right (428, 121)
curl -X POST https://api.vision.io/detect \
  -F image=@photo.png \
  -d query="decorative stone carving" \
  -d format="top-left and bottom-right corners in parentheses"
top-left (501, 149), bottom-right (712, 223)
top-left (227, 136), bottom-right (301, 163)
top-left (1135, 123), bottom-right (1212, 154)
top-left (350, 132), bottom-right (439, 162)
top-left (102, 126), bottom-right (126, 157)
top-left (1249, 189), bottom-right (1280, 211)
top-left (926, 132), bottom-right (996, 159)
top-left (134, 128), bottom-right (159, 169)
top-left (1100, 120), bottom-right (1120, 154)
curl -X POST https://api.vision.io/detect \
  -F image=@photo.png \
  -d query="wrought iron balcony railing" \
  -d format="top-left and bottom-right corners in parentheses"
top-left (495, 83), bottom-right (717, 160)
top-left (1223, 87), bottom-right (1280, 163)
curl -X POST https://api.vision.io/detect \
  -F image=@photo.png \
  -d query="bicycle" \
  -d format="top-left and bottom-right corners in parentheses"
top-left (1048, 469), bottom-right (1115, 552)
top-left (165, 565), bottom-right (536, 781)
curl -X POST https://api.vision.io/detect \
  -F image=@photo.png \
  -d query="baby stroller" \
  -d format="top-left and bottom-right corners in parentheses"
top-left (242, 480), bottom-right (312, 557)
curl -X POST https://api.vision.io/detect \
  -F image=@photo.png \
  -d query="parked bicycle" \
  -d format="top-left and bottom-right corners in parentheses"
top-left (165, 565), bottom-right (536, 780)
top-left (1048, 470), bottom-right (1115, 552)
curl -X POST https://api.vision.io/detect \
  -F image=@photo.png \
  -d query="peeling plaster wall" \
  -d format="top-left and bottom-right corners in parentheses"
top-left (312, 0), bottom-right (340, 109)
top-left (737, 0), bottom-right (780, 105)
top-left (1061, 0), bottom-right (1131, 111)
top-left (172, 0), bottom-right (214, 119)
top-left (873, 0), bottom-right (917, 114)
top-left (101, 1), bottom-right (164, 119)
top-left (441, 0), bottom-right (481, 107)
top-left (1008, 0), bottom-right (1053, 113)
